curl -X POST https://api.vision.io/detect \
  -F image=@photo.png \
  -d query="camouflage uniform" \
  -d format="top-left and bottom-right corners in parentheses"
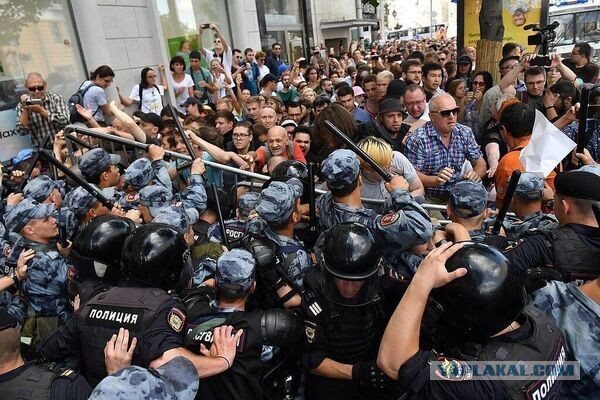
top-left (317, 150), bottom-right (432, 256)
top-left (153, 206), bottom-right (199, 234)
top-left (207, 192), bottom-right (260, 246)
top-left (529, 280), bottom-right (600, 399)
top-left (4, 199), bottom-right (71, 322)
top-left (88, 356), bottom-right (199, 400)
top-left (139, 175), bottom-right (207, 216)
top-left (78, 148), bottom-right (120, 179)
top-left (120, 158), bottom-right (171, 211)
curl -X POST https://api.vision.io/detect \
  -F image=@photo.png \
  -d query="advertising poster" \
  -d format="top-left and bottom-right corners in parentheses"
top-left (459, 0), bottom-right (549, 51)
top-left (0, 109), bottom-right (32, 163)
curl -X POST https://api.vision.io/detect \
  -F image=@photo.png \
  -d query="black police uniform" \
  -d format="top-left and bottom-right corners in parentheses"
top-left (0, 362), bottom-right (91, 400)
top-left (183, 290), bottom-right (302, 400)
top-left (504, 223), bottom-right (600, 283)
top-left (396, 306), bottom-right (565, 400)
top-left (39, 284), bottom-right (186, 387)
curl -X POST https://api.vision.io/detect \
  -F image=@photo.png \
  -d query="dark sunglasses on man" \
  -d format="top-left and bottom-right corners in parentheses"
top-left (431, 107), bottom-right (459, 118)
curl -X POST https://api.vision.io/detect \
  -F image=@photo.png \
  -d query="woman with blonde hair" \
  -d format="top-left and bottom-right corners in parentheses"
top-left (357, 136), bottom-right (424, 212)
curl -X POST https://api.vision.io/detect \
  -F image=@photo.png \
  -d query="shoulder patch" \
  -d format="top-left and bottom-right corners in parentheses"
top-left (504, 239), bottom-right (524, 251)
top-left (167, 307), bottom-right (186, 332)
top-left (3, 245), bottom-right (11, 257)
top-left (304, 320), bottom-right (317, 343)
top-left (433, 357), bottom-right (472, 381)
top-left (307, 301), bottom-right (322, 317)
top-left (126, 192), bottom-right (139, 203)
top-left (380, 213), bottom-right (399, 226)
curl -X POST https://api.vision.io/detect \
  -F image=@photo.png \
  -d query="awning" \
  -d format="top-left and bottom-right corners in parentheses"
top-left (320, 19), bottom-right (379, 30)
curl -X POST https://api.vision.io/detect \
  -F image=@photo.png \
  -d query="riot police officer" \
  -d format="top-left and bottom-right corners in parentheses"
top-left (378, 242), bottom-right (566, 399)
top-left (301, 222), bottom-right (399, 400)
top-left (0, 308), bottom-right (92, 400)
top-left (207, 191), bottom-right (260, 248)
top-left (184, 249), bottom-right (302, 399)
top-left (39, 223), bottom-right (241, 387)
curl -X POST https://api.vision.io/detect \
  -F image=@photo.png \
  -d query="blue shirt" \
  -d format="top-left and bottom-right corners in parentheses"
top-left (406, 122), bottom-right (482, 197)
top-left (352, 106), bottom-right (371, 124)
top-left (562, 120), bottom-right (600, 162)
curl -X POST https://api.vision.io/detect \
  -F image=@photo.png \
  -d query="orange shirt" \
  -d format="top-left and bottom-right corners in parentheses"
top-left (254, 141), bottom-right (307, 171)
top-left (495, 137), bottom-right (556, 206)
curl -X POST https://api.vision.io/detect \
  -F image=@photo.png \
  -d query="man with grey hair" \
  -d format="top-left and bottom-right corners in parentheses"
top-left (406, 93), bottom-right (485, 207)
top-left (16, 72), bottom-right (70, 147)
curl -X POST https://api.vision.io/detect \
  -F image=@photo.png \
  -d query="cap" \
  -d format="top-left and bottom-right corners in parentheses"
top-left (514, 172), bottom-right (544, 200)
top-left (262, 73), bottom-right (278, 85)
top-left (449, 181), bottom-right (488, 218)
top-left (138, 112), bottom-right (164, 131)
top-left (385, 79), bottom-right (407, 99)
top-left (278, 64), bottom-right (290, 75)
top-left (499, 55), bottom-right (520, 69)
top-left (578, 165), bottom-right (600, 177)
top-left (0, 308), bottom-right (18, 331)
top-left (4, 198), bottom-right (55, 233)
top-left (352, 86), bottom-right (365, 97)
top-left (321, 149), bottom-right (360, 190)
top-left (125, 158), bottom-right (153, 189)
top-left (13, 148), bottom-right (35, 166)
top-left (255, 178), bottom-right (303, 225)
top-left (64, 186), bottom-right (115, 218)
top-left (280, 119), bottom-right (298, 128)
top-left (139, 185), bottom-right (173, 216)
top-left (457, 55), bottom-right (471, 65)
top-left (216, 248), bottom-right (256, 293)
top-left (180, 97), bottom-right (202, 108)
top-left (238, 192), bottom-right (260, 218)
top-left (89, 356), bottom-right (199, 400)
top-left (152, 207), bottom-right (199, 234)
top-left (23, 175), bottom-right (59, 203)
top-left (378, 97), bottom-right (405, 114)
top-left (78, 148), bottom-right (121, 178)
top-left (555, 170), bottom-right (600, 201)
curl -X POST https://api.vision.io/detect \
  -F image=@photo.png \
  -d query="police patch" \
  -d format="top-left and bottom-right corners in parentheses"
top-left (126, 192), bottom-right (139, 203)
top-left (167, 307), bottom-right (186, 332)
top-left (305, 321), bottom-right (317, 343)
top-left (380, 213), bottom-right (399, 226)
top-left (3, 245), bottom-right (11, 257)
top-left (434, 357), bottom-right (472, 381)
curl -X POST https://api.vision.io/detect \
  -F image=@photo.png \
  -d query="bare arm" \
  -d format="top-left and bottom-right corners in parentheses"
top-left (117, 86), bottom-right (136, 107)
top-left (212, 24), bottom-right (229, 51)
top-left (471, 157), bottom-right (487, 179)
top-left (500, 55), bottom-right (531, 95)
top-left (552, 54), bottom-right (576, 83)
top-left (408, 175), bottom-right (425, 198)
top-left (311, 358), bottom-right (353, 380)
top-left (158, 64), bottom-right (168, 89)
top-left (109, 101), bottom-right (147, 143)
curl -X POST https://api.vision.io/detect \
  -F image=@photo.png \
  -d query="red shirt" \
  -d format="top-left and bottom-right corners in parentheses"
top-left (254, 141), bottom-right (307, 171)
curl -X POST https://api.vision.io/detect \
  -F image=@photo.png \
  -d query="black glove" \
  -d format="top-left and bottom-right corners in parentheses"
top-left (524, 267), bottom-right (563, 293)
top-left (352, 360), bottom-right (388, 390)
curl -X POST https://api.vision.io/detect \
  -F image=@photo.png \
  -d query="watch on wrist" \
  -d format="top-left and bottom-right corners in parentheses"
top-left (10, 273), bottom-right (19, 286)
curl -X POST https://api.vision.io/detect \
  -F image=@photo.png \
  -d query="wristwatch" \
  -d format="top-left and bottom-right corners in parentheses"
top-left (10, 273), bottom-right (19, 287)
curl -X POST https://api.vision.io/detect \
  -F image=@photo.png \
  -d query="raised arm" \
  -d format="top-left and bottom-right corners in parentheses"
top-left (108, 101), bottom-right (147, 143)
top-left (500, 54), bottom-right (532, 95)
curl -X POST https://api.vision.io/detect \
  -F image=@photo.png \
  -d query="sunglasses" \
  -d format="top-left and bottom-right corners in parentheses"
top-left (472, 81), bottom-right (485, 86)
top-left (28, 85), bottom-right (45, 92)
top-left (431, 107), bottom-right (460, 118)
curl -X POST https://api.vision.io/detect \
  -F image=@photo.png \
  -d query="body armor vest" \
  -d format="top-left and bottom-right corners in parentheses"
top-left (0, 363), bottom-right (62, 400)
top-left (544, 225), bottom-right (600, 282)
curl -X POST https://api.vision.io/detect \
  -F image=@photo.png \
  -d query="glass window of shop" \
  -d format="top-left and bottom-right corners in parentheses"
top-left (155, 0), bottom-right (233, 68)
top-left (262, 0), bottom-right (306, 63)
top-left (0, 0), bottom-right (86, 161)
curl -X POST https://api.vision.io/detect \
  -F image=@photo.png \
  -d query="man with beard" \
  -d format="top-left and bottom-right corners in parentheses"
top-left (358, 98), bottom-right (407, 153)
top-left (250, 126), bottom-right (306, 172)
top-left (294, 126), bottom-right (319, 163)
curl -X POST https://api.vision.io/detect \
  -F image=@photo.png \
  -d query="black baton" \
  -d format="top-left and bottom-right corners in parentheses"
top-left (211, 183), bottom-right (230, 249)
top-left (492, 170), bottom-right (521, 235)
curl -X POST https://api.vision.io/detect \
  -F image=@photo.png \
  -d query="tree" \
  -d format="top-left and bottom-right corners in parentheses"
top-left (476, 0), bottom-right (504, 82)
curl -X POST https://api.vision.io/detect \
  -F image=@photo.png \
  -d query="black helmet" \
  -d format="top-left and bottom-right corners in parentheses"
top-left (72, 215), bottom-right (136, 282)
top-left (121, 223), bottom-right (189, 290)
top-left (315, 222), bottom-right (381, 307)
top-left (431, 242), bottom-right (526, 345)
top-left (265, 160), bottom-right (311, 203)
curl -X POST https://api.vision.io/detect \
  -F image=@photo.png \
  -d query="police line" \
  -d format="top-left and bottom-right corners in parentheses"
top-left (61, 125), bottom-right (513, 215)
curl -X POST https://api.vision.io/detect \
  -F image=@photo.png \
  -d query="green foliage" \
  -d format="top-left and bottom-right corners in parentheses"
top-left (0, 0), bottom-right (56, 42)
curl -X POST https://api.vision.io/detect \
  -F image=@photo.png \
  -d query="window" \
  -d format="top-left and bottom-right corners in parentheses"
top-left (575, 10), bottom-right (600, 43)
top-left (552, 14), bottom-right (574, 46)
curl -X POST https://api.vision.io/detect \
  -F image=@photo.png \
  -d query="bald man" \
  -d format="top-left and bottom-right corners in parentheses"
top-left (249, 126), bottom-right (306, 172)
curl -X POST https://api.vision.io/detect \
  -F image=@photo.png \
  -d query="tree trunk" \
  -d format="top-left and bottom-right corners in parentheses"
top-left (476, 0), bottom-right (504, 83)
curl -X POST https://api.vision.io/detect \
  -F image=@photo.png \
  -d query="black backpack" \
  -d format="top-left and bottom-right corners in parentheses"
top-left (68, 81), bottom-right (98, 123)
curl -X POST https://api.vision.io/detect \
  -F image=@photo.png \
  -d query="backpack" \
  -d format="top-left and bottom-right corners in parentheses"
top-left (138, 84), bottom-right (163, 110)
top-left (68, 81), bottom-right (98, 123)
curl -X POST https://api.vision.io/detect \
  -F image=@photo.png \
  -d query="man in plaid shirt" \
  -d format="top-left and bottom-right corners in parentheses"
top-left (405, 93), bottom-right (485, 203)
top-left (16, 72), bottom-right (70, 148)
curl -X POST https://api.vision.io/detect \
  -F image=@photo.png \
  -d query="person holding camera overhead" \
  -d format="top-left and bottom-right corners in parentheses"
top-left (16, 72), bottom-right (70, 148)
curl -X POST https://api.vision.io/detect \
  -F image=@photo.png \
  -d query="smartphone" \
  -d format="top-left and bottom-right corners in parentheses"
top-left (200, 23), bottom-right (210, 29)
top-left (372, 55), bottom-right (380, 61)
top-left (530, 55), bottom-right (551, 67)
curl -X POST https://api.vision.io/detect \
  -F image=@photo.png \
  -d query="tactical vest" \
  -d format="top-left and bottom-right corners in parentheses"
top-left (223, 220), bottom-right (248, 249)
top-left (78, 286), bottom-right (172, 387)
top-left (0, 363), bottom-right (71, 400)
top-left (302, 269), bottom-right (384, 364)
top-left (460, 306), bottom-right (565, 400)
top-left (544, 225), bottom-right (600, 282)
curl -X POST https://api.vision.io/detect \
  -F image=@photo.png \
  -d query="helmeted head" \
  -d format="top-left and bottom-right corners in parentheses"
top-left (268, 160), bottom-right (310, 203)
top-left (255, 178), bottom-right (303, 226)
top-left (72, 215), bottom-right (136, 282)
top-left (121, 223), bottom-right (189, 290)
top-left (430, 242), bottom-right (526, 346)
top-left (215, 249), bottom-right (256, 299)
top-left (321, 149), bottom-right (360, 191)
top-left (315, 222), bottom-right (381, 307)
top-left (449, 181), bottom-right (488, 219)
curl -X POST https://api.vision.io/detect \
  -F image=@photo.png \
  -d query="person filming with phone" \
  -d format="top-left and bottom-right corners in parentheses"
top-left (16, 72), bottom-right (70, 148)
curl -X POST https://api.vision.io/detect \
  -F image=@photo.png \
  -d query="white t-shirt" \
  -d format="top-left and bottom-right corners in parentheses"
top-left (128, 84), bottom-right (165, 114)
top-left (212, 73), bottom-right (228, 99)
top-left (404, 102), bottom-right (430, 124)
top-left (360, 151), bottom-right (418, 212)
top-left (172, 74), bottom-right (194, 113)
top-left (257, 65), bottom-right (270, 82)
top-left (81, 81), bottom-right (108, 122)
top-left (202, 47), bottom-right (233, 76)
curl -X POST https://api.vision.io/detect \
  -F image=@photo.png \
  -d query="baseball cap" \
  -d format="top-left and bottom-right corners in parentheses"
top-left (280, 119), bottom-right (298, 129)
top-left (23, 175), bottom-right (59, 203)
top-left (457, 55), bottom-right (471, 65)
top-left (352, 86), bottom-right (365, 97)
top-left (238, 192), bottom-right (260, 218)
top-left (180, 97), bottom-right (202, 108)
top-left (449, 181), bottom-right (488, 218)
top-left (153, 207), bottom-right (199, 234)
top-left (321, 149), bottom-right (360, 190)
top-left (138, 112), bottom-right (164, 131)
top-left (4, 198), bottom-right (55, 233)
top-left (89, 356), bottom-right (199, 400)
top-left (255, 178), bottom-right (303, 225)
top-left (78, 148), bottom-right (121, 178)
top-left (513, 172), bottom-right (544, 201)
top-left (139, 185), bottom-right (173, 217)
top-left (12, 148), bottom-right (35, 166)
top-left (64, 186), bottom-right (115, 218)
top-left (125, 158), bottom-right (153, 189)
top-left (215, 248), bottom-right (256, 294)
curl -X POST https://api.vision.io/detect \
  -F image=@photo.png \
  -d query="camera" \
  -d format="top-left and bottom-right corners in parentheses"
top-left (525, 21), bottom-right (559, 65)
top-left (530, 55), bottom-right (551, 67)
top-left (24, 97), bottom-right (43, 106)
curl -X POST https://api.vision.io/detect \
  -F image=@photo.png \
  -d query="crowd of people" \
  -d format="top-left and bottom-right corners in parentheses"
top-left (1, 21), bottom-right (599, 400)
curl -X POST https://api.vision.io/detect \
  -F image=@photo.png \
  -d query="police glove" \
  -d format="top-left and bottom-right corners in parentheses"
top-left (352, 360), bottom-right (389, 389)
top-left (256, 263), bottom-right (282, 290)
